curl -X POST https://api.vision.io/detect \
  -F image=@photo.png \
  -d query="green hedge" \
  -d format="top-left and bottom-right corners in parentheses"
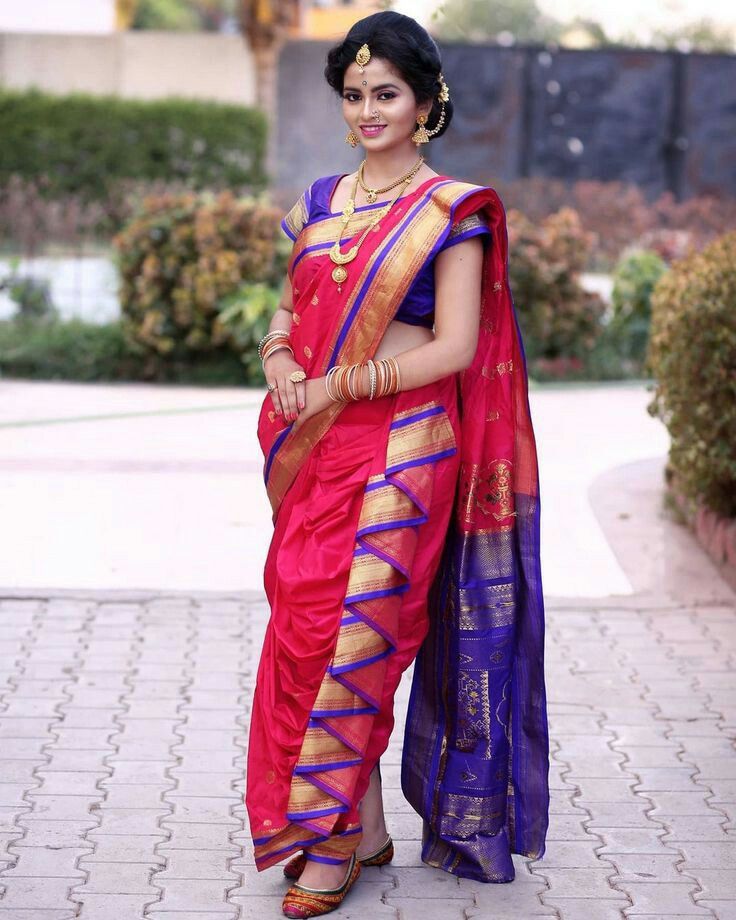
top-left (647, 231), bottom-right (736, 518)
top-left (0, 89), bottom-right (268, 200)
top-left (0, 318), bottom-right (249, 385)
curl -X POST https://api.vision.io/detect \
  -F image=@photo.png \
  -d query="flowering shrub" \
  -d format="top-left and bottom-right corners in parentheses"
top-left (507, 206), bottom-right (606, 377)
top-left (647, 231), bottom-right (736, 517)
top-left (114, 190), bottom-right (283, 372)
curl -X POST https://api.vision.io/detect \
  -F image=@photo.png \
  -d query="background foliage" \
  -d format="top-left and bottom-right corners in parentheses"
top-left (0, 89), bottom-right (268, 202)
top-left (113, 190), bottom-right (284, 378)
top-left (647, 231), bottom-right (736, 517)
top-left (508, 206), bottom-right (606, 379)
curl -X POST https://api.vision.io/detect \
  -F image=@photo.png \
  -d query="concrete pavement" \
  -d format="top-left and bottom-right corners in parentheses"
top-left (0, 378), bottom-right (670, 596)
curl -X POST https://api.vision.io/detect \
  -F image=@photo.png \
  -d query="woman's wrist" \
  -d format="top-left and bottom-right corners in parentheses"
top-left (324, 357), bottom-right (401, 402)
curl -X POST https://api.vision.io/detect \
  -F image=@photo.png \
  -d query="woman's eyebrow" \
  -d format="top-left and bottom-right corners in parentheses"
top-left (343, 82), bottom-right (401, 92)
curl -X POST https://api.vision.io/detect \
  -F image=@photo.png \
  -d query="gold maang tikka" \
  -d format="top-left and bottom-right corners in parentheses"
top-left (355, 42), bottom-right (371, 72)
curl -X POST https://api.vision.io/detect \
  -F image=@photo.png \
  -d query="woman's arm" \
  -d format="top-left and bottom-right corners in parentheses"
top-left (269, 274), bottom-right (294, 332)
top-left (356, 234), bottom-right (484, 393)
top-left (264, 274), bottom-right (309, 420)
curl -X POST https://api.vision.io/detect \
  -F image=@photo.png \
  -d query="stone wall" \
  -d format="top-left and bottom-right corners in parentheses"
top-left (276, 41), bottom-right (736, 205)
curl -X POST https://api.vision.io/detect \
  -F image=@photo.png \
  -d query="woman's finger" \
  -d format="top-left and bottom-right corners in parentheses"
top-left (280, 375), bottom-right (297, 420)
top-left (267, 381), bottom-right (281, 415)
top-left (295, 380), bottom-right (306, 412)
top-left (273, 379), bottom-right (288, 417)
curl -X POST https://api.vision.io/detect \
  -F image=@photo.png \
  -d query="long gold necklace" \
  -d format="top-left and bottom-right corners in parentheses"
top-left (358, 155), bottom-right (425, 203)
top-left (329, 157), bottom-right (425, 291)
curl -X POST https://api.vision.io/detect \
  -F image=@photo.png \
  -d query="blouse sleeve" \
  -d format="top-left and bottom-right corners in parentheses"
top-left (280, 184), bottom-right (313, 242)
top-left (439, 210), bottom-right (491, 251)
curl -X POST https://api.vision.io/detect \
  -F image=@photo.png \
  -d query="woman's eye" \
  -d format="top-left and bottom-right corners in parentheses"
top-left (343, 92), bottom-right (396, 102)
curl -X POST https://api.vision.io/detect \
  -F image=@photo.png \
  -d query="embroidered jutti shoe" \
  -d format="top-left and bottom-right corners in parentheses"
top-left (282, 852), bottom-right (361, 918)
top-left (282, 834), bottom-right (393, 880)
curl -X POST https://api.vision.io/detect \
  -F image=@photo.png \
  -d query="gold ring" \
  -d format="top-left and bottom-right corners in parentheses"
top-left (289, 370), bottom-right (307, 384)
top-left (266, 382), bottom-right (277, 391)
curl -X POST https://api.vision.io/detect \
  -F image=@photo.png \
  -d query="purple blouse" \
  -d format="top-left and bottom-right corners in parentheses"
top-left (282, 174), bottom-right (492, 329)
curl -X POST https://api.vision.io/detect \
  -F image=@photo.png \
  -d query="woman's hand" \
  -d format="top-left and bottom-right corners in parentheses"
top-left (291, 377), bottom-right (334, 431)
top-left (263, 349), bottom-right (307, 422)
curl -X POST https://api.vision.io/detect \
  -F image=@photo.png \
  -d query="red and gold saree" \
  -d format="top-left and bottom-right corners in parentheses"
top-left (246, 173), bottom-right (549, 883)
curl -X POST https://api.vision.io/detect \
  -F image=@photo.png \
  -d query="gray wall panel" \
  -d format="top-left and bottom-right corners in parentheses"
top-left (276, 41), bottom-right (735, 203)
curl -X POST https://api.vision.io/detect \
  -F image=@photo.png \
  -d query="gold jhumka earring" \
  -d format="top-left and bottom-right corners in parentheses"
top-left (411, 72), bottom-right (450, 145)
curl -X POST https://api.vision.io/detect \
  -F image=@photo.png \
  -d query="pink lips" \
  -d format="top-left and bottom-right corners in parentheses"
top-left (360, 125), bottom-right (386, 136)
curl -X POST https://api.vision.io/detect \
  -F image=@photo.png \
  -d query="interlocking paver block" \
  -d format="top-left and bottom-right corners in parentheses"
top-left (0, 877), bottom-right (81, 909)
top-left (170, 752), bottom-right (241, 773)
top-left (86, 808), bottom-right (171, 835)
top-left (148, 914), bottom-right (238, 920)
top-left (595, 828), bottom-right (680, 854)
top-left (647, 792), bottom-right (723, 816)
top-left (534, 839), bottom-right (613, 867)
top-left (170, 774), bottom-right (241, 797)
top-left (16, 819), bottom-right (97, 847)
top-left (689, 869), bottom-right (736, 900)
top-left (22, 795), bottom-right (102, 822)
top-left (383, 866), bottom-right (470, 898)
top-left (161, 797), bottom-right (241, 824)
top-left (72, 892), bottom-right (162, 919)
top-left (542, 901), bottom-right (631, 920)
top-left (388, 900), bottom-right (471, 920)
top-left (148, 878), bottom-right (240, 911)
top-left (534, 867), bottom-right (623, 899)
top-left (81, 835), bottom-right (167, 863)
top-left (32, 771), bottom-right (108, 797)
top-left (633, 769), bottom-right (701, 792)
top-left (158, 822), bottom-right (240, 851)
top-left (71, 862), bottom-right (160, 894)
top-left (3, 845), bottom-right (91, 877)
top-left (101, 762), bottom-right (175, 785)
top-left (154, 850), bottom-right (240, 880)
top-left (677, 840), bottom-right (736, 869)
top-left (662, 815), bottom-right (731, 840)
top-left (608, 853), bottom-right (699, 883)
top-left (616, 881), bottom-right (713, 915)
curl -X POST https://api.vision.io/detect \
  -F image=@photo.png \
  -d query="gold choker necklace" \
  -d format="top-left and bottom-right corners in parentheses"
top-left (358, 155), bottom-right (425, 204)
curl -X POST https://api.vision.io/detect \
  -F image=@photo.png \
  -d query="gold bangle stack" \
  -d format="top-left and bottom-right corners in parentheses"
top-left (258, 329), bottom-right (294, 366)
top-left (324, 356), bottom-right (401, 402)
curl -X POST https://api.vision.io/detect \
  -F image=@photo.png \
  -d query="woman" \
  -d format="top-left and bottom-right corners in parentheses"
top-left (245, 11), bottom-right (549, 918)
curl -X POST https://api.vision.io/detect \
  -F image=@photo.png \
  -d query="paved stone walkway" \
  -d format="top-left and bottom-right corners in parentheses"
top-left (1, 583), bottom-right (734, 919)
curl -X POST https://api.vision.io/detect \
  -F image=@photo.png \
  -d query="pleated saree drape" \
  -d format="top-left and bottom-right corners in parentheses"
top-left (246, 174), bottom-right (549, 882)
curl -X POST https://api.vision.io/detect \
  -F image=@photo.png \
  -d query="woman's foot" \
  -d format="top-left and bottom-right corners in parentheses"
top-left (357, 761), bottom-right (389, 859)
top-left (295, 856), bottom-right (353, 891)
top-left (283, 853), bottom-right (360, 918)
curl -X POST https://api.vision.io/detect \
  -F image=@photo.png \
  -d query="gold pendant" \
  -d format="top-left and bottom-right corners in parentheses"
top-left (332, 265), bottom-right (348, 284)
top-left (366, 190), bottom-right (377, 204)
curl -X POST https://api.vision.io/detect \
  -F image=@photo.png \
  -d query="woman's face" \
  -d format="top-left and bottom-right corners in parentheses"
top-left (341, 56), bottom-right (431, 152)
